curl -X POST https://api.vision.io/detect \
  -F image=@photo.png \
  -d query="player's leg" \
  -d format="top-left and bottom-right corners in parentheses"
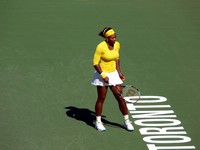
top-left (110, 85), bottom-right (134, 131)
top-left (109, 85), bottom-right (128, 115)
top-left (95, 86), bottom-right (108, 131)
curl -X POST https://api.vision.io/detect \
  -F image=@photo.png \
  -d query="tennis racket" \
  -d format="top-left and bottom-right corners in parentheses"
top-left (115, 85), bottom-right (141, 103)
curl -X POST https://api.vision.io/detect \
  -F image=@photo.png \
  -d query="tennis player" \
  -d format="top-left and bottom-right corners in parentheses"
top-left (91, 27), bottom-right (134, 131)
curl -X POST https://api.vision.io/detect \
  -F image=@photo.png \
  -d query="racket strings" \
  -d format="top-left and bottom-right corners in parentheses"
top-left (125, 89), bottom-right (136, 96)
top-left (122, 85), bottom-right (141, 104)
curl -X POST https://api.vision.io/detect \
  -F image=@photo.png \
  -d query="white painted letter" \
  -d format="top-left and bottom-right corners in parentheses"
top-left (147, 144), bottom-right (196, 150)
top-left (140, 127), bottom-right (186, 135)
top-left (144, 135), bottom-right (191, 143)
top-left (131, 110), bottom-right (176, 118)
top-left (134, 119), bottom-right (181, 126)
top-left (124, 96), bottom-right (167, 103)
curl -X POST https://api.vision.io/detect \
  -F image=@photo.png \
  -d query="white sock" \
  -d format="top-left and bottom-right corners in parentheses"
top-left (96, 116), bottom-right (101, 123)
top-left (124, 115), bottom-right (130, 122)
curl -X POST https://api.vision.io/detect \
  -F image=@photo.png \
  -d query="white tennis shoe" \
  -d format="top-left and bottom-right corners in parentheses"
top-left (95, 121), bottom-right (106, 131)
top-left (125, 120), bottom-right (134, 131)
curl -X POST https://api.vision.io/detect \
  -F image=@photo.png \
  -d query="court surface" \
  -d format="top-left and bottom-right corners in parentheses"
top-left (0, 0), bottom-right (199, 149)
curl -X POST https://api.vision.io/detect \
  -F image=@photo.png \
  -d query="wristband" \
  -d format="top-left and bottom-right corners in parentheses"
top-left (100, 72), bottom-right (107, 78)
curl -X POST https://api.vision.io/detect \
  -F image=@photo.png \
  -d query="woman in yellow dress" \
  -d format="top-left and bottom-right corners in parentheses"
top-left (91, 27), bottom-right (134, 131)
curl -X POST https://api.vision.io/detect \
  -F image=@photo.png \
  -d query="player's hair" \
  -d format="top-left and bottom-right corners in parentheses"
top-left (98, 27), bottom-right (113, 38)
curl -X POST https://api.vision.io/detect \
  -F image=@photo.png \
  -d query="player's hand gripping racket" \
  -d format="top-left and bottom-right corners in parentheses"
top-left (114, 85), bottom-right (141, 104)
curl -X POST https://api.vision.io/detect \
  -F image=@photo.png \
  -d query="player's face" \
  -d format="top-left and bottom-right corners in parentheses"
top-left (107, 33), bottom-right (116, 46)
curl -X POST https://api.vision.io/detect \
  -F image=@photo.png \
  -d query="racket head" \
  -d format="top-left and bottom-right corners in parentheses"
top-left (122, 85), bottom-right (141, 103)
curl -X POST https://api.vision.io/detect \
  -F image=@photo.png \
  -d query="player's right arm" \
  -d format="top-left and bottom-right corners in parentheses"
top-left (93, 45), bottom-right (109, 83)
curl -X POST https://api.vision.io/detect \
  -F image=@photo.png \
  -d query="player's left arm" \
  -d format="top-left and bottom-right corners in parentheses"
top-left (115, 41), bottom-right (125, 80)
top-left (116, 59), bottom-right (125, 80)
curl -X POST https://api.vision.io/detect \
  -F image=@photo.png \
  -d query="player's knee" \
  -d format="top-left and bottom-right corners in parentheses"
top-left (97, 97), bottom-right (106, 103)
top-left (115, 94), bottom-right (123, 101)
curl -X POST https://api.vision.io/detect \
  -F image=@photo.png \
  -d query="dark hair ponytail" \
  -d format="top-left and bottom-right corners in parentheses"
top-left (98, 27), bottom-right (112, 38)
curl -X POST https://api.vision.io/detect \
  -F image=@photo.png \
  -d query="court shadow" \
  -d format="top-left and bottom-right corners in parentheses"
top-left (65, 106), bottom-right (126, 130)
